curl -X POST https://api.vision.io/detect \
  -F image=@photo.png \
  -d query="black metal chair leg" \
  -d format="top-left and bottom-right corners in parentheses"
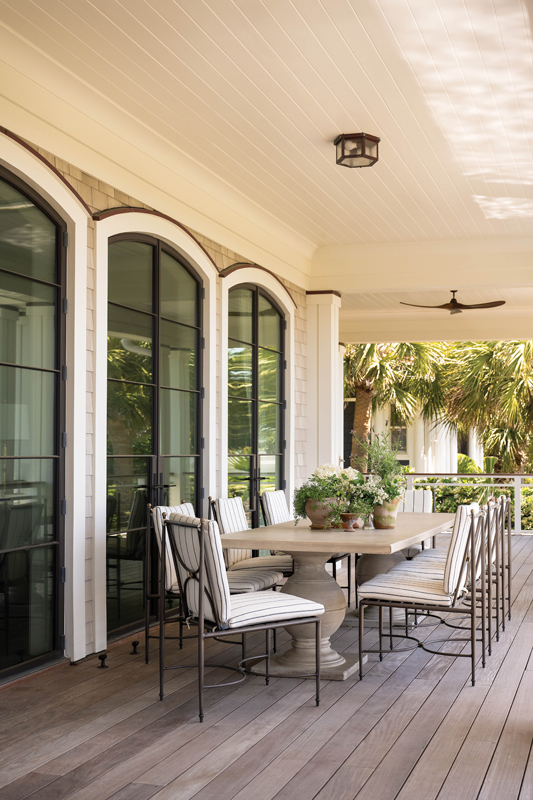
top-left (265, 629), bottom-right (271, 686)
top-left (359, 602), bottom-right (365, 679)
top-left (315, 620), bottom-right (321, 706)
top-left (347, 555), bottom-right (352, 608)
top-left (379, 606), bottom-right (383, 661)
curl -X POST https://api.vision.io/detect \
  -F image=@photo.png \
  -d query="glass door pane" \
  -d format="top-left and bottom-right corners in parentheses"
top-left (227, 286), bottom-right (284, 527)
top-left (106, 239), bottom-right (201, 633)
top-left (0, 171), bottom-right (63, 675)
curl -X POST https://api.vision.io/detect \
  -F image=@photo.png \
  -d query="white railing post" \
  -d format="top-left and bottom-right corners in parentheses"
top-left (514, 476), bottom-right (522, 533)
top-left (407, 473), bottom-right (414, 491)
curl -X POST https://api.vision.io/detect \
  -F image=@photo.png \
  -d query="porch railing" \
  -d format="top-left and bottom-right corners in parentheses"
top-left (405, 473), bottom-right (533, 533)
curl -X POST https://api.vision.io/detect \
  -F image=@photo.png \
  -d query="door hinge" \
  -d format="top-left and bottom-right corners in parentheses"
top-left (62, 298), bottom-right (68, 314)
top-left (284, 360), bottom-right (287, 369)
top-left (60, 567), bottom-right (66, 583)
top-left (200, 387), bottom-right (205, 399)
top-left (61, 432), bottom-right (67, 448)
top-left (282, 479), bottom-right (287, 490)
top-left (63, 231), bottom-right (69, 248)
top-left (200, 488), bottom-right (205, 500)
top-left (62, 366), bottom-right (67, 381)
top-left (201, 287), bottom-right (205, 300)
top-left (59, 634), bottom-right (66, 651)
top-left (201, 437), bottom-right (205, 449)
top-left (61, 499), bottom-right (67, 516)
top-left (283, 439), bottom-right (287, 450)
top-left (283, 400), bottom-right (287, 410)
top-left (201, 337), bottom-right (205, 349)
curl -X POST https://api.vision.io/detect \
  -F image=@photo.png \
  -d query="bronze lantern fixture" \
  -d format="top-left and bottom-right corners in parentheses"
top-left (334, 133), bottom-right (380, 168)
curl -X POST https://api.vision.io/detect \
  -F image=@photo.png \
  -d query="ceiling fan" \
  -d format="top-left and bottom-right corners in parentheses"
top-left (400, 290), bottom-right (506, 315)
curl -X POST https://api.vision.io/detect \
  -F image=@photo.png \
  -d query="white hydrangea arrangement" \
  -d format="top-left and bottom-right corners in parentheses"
top-left (294, 463), bottom-right (375, 526)
top-left (294, 455), bottom-right (405, 528)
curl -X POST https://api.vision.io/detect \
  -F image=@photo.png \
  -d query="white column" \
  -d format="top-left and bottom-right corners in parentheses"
top-left (449, 429), bottom-right (458, 473)
top-left (306, 292), bottom-right (342, 473)
top-left (413, 415), bottom-right (425, 472)
top-left (468, 430), bottom-right (484, 469)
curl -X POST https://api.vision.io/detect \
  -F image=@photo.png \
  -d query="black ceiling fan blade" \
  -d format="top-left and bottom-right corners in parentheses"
top-left (455, 300), bottom-right (506, 309)
top-left (399, 301), bottom-right (453, 309)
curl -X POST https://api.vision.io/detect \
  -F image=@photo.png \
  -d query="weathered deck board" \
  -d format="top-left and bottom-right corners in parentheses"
top-left (0, 535), bottom-right (532, 800)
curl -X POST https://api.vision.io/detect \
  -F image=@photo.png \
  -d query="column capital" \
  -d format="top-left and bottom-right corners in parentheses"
top-left (306, 290), bottom-right (342, 307)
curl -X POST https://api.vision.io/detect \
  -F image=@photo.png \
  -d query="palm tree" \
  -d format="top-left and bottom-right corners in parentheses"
top-left (344, 342), bottom-right (446, 468)
top-left (443, 341), bottom-right (533, 472)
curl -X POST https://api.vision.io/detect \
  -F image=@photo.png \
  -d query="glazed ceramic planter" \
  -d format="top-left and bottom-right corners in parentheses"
top-left (373, 497), bottom-right (402, 529)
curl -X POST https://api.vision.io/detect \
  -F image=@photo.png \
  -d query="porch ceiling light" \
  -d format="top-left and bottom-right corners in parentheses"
top-left (334, 133), bottom-right (380, 168)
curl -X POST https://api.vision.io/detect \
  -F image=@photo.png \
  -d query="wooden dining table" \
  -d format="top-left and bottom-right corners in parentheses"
top-left (220, 512), bottom-right (455, 681)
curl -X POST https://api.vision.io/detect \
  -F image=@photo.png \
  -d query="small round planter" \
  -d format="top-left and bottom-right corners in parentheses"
top-left (305, 498), bottom-right (340, 530)
top-left (373, 497), bottom-right (402, 529)
top-left (340, 513), bottom-right (360, 531)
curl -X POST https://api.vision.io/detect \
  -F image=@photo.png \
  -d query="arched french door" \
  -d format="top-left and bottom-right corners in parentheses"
top-left (106, 235), bottom-right (202, 633)
top-left (227, 285), bottom-right (285, 528)
top-left (0, 167), bottom-right (66, 676)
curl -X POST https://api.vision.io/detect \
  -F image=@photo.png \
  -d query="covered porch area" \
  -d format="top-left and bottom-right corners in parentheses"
top-left (1, 535), bottom-right (533, 800)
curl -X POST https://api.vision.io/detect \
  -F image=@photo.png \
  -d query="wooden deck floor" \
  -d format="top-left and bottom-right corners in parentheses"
top-left (2, 535), bottom-right (533, 800)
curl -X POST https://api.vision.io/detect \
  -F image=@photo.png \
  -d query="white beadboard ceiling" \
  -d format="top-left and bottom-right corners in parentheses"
top-left (341, 286), bottom-right (533, 313)
top-left (1, 0), bottom-right (533, 252)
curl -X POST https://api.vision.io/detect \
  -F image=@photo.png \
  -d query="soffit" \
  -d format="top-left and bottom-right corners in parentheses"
top-left (339, 286), bottom-right (533, 343)
top-left (1, 0), bottom-right (533, 257)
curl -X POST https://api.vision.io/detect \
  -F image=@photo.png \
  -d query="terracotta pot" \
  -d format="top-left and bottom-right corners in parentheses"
top-left (305, 498), bottom-right (339, 530)
top-left (373, 497), bottom-right (402, 529)
top-left (340, 513), bottom-right (360, 531)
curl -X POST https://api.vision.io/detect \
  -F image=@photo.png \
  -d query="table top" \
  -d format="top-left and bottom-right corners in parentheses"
top-left (220, 512), bottom-right (455, 555)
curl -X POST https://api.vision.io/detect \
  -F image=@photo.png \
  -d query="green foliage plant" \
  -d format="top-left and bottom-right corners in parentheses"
top-left (352, 429), bottom-right (406, 502)
top-left (294, 463), bottom-right (393, 528)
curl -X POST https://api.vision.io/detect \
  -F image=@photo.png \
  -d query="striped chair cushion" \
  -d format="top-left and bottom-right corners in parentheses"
top-left (398, 489), bottom-right (433, 514)
top-left (443, 505), bottom-right (476, 595)
top-left (390, 560), bottom-right (445, 579)
top-left (262, 490), bottom-right (291, 526)
top-left (169, 568), bottom-right (283, 595)
top-left (170, 569), bottom-right (283, 594)
top-left (167, 513), bottom-right (231, 626)
top-left (227, 591), bottom-right (324, 629)
top-left (358, 572), bottom-right (457, 607)
top-left (228, 553), bottom-right (293, 572)
top-left (214, 497), bottom-right (253, 568)
top-left (225, 569), bottom-right (284, 593)
top-left (151, 503), bottom-right (196, 590)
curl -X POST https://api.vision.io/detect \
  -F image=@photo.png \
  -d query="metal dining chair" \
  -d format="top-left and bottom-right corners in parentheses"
top-left (211, 496), bottom-right (293, 576)
top-left (359, 505), bottom-right (486, 687)
top-left (146, 503), bottom-right (284, 661)
top-left (160, 512), bottom-right (324, 721)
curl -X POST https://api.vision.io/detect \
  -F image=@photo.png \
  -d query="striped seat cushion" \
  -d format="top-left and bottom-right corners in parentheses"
top-left (214, 497), bottom-right (253, 568)
top-left (443, 505), bottom-right (475, 595)
top-left (167, 514), bottom-right (230, 626)
top-left (151, 503), bottom-right (196, 590)
top-left (228, 554), bottom-right (294, 573)
top-left (262, 490), bottom-right (292, 525)
top-left (389, 560), bottom-right (445, 579)
top-left (226, 569), bottom-right (284, 593)
top-left (358, 573), bottom-right (457, 607)
top-left (170, 568), bottom-right (284, 594)
top-left (227, 591), bottom-right (324, 629)
top-left (398, 489), bottom-right (433, 513)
